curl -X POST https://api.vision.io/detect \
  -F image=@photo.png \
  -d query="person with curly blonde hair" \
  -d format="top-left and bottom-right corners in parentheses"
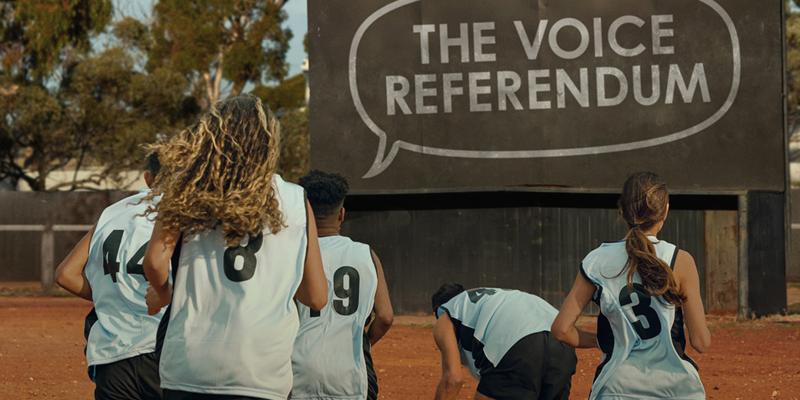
top-left (142, 95), bottom-right (327, 400)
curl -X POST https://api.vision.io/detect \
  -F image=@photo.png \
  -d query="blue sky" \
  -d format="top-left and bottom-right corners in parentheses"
top-left (114, 0), bottom-right (309, 76)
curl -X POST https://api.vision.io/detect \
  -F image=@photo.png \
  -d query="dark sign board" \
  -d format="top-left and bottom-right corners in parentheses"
top-left (308, 0), bottom-right (784, 193)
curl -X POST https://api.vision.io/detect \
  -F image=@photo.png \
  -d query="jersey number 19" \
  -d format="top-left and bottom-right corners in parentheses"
top-left (311, 266), bottom-right (360, 317)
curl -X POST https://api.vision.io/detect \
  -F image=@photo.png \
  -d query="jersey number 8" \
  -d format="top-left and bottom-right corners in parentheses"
top-left (223, 234), bottom-right (263, 282)
top-left (311, 266), bottom-right (360, 317)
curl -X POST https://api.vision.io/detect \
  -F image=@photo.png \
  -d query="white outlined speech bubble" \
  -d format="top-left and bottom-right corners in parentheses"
top-left (349, 0), bottom-right (741, 178)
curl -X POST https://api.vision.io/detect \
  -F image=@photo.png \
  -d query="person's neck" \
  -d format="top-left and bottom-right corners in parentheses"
top-left (316, 221), bottom-right (341, 237)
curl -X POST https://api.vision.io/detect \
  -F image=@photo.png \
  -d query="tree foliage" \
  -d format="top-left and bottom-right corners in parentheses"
top-left (0, 0), bottom-right (298, 190)
top-left (252, 73), bottom-right (305, 112)
top-left (277, 108), bottom-right (309, 182)
top-left (149, 0), bottom-right (292, 110)
top-left (788, 1), bottom-right (800, 131)
top-left (0, 0), bottom-right (116, 190)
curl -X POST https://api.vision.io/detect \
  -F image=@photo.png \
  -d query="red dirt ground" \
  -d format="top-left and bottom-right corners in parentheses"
top-left (1, 297), bottom-right (798, 400)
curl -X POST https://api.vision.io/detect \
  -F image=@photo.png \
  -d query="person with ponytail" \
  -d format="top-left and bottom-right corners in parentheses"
top-left (551, 172), bottom-right (711, 399)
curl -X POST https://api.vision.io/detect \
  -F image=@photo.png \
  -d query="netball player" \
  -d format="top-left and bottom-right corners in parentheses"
top-left (432, 284), bottom-right (580, 400)
top-left (55, 153), bottom-right (165, 400)
top-left (142, 95), bottom-right (328, 400)
top-left (291, 170), bottom-right (394, 400)
top-left (551, 171), bottom-right (711, 399)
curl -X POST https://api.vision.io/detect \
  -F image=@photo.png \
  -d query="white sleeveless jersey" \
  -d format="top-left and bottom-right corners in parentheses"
top-left (292, 235), bottom-right (378, 400)
top-left (436, 289), bottom-right (557, 378)
top-left (581, 237), bottom-right (705, 400)
top-left (85, 190), bottom-right (165, 366)
top-left (159, 175), bottom-right (308, 400)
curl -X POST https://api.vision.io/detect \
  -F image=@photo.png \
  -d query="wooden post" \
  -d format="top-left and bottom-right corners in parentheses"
top-left (738, 194), bottom-right (750, 319)
top-left (40, 224), bottom-right (54, 292)
top-left (742, 191), bottom-right (788, 317)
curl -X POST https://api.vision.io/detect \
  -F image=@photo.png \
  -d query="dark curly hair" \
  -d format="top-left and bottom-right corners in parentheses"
top-left (145, 151), bottom-right (160, 177)
top-left (299, 170), bottom-right (349, 219)
top-left (431, 283), bottom-right (465, 314)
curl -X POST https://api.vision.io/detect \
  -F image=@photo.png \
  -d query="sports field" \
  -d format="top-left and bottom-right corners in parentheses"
top-left (1, 292), bottom-right (798, 400)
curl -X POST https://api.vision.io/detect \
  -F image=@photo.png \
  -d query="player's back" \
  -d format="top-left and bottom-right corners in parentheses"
top-left (159, 175), bottom-right (308, 399)
top-left (581, 237), bottom-right (704, 399)
top-left (438, 289), bottom-right (557, 377)
top-left (85, 190), bottom-right (163, 366)
top-left (292, 235), bottom-right (378, 400)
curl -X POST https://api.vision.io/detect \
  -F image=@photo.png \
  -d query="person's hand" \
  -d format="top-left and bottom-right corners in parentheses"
top-left (146, 284), bottom-right (171, 315)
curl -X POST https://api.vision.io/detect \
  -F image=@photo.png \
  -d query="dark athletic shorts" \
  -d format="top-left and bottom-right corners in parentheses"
top-left (163, 390), bottom-right (270, 400)
top-left (93, 352), bottom-right (161, 400)
top-left (476, 331), bottom-right (577, 400)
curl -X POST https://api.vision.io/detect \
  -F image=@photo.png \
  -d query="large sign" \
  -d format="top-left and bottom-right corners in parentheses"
top-left (309, 0), bottom-right (784, 193)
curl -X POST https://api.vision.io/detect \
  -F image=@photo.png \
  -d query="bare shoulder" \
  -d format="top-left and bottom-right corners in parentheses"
top-left (674, 249), bottom-right (698, 279)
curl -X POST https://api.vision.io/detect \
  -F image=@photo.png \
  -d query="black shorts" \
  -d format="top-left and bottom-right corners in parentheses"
top-left (163, 390), bottom-right (269, 400)
top-left (477, 331), bottom-right (577, 400)
top-left (92, 352), bottom-right (161, 400)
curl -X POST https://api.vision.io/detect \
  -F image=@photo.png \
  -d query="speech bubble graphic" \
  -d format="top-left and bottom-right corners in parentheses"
top-left (349, 0), bottom-right (741, 178)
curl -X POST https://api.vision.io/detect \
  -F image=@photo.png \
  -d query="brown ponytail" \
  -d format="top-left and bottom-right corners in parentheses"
top-left (618, 172), bottom-right (685, 305)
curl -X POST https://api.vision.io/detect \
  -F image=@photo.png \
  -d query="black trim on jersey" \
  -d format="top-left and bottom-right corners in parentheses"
top-left (669, 246), bottom-right (679, 270)
top-left (579, 263), bottom-right (592, 283)
top-left (593, 311), bottom-right (615, 382)
top-left (579, 264), bottom-right (602, 305)
top-left (363, 333), bottom-right (379, 400)
top-left (671, 307), bottom-right (700, 371)
top-left (303, 189), bottom-right (310, 260)
top-left (442, 308), bottom-right (494, 373)
top-left (84, 307), bottom-right (99, 341)
top-left (666, 246), bottom-right (698, 370)
top-left (83, 307), bottom-right (100, 380)
top-left (155, 235), bottom-right (183, 354)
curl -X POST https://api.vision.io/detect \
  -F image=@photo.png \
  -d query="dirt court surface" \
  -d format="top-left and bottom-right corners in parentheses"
top-left (1, 297), bottom-right (798, 400)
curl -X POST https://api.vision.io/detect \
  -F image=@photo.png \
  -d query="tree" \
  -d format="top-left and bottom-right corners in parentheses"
top-left (252, 72), bottom-right (305, 112)
top-left (0, 0), bottom-right (296, 190)
top-left (788, 1), bottom-right (800, 131)
top-left (0, 0), bottom-right (113, 190)
top-left (63, 48), bottom-right (192, 189)
top-left (149, 0), bottom-right (292, 110)
top-left (277, 108), bottom-right (309, 182)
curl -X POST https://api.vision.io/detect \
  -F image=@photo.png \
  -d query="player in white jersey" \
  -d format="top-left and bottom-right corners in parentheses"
top-left (292, 170), bottom-right (394, 400)
top-left (55, 153), bottom-right (166, 400)
top-left (141, 95), bottom-right (328, 400)
top-left (552, 172), bottom-right (711, 399)
top-left (431, 284), bottom-right (580, 400)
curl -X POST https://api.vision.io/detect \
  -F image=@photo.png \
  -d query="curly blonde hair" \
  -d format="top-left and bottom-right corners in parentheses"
top-left (146, 95), bottom-right (283, 246)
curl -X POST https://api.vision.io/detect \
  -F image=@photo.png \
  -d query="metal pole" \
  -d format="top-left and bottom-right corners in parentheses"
top-left (40, 224), bottom-right (54, 292)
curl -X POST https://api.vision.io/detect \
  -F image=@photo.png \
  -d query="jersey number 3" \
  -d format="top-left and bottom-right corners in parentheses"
top-left (223, 234), bottom-right (263, 282)
top-left (619, 283), bottom-right (662, 340)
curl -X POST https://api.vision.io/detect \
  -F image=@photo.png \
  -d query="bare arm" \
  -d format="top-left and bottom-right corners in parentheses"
top-left (551, 271), bottom-right (598, 348)
top-left (434, 313), bottom-right (465, 400)
top-left (294, 199), bottom-right (328, 311)
top-left (143, 220), bottom-right (179, 315)
top-left (367, 250), bottom-right (393, 345)
top-left (55, 227), bottom-right (95, 301)
top-left (675, 250), bottom-right (711, 353)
